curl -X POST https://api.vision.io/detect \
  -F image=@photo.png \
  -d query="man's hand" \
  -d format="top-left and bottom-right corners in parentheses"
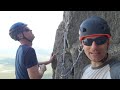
top-left (38, 52), bottom-right (57, 65)
top-left (39, 64), bottom-right (46, 72)
top-left (49, 53), bottom-right (56, 63)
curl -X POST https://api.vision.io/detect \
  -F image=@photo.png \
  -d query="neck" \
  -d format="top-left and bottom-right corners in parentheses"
top-left (19, 39), bottom-right (32, 46)
top-left (91, 54), bottom-right (108, 68)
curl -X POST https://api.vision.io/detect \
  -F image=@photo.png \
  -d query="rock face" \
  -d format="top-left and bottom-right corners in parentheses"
top-left (52, 11), bottom-right (120, 79)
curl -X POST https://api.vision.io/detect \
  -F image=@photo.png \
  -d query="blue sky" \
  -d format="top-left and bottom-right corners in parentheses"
top-left (0, 11), bottom-right (63, 60)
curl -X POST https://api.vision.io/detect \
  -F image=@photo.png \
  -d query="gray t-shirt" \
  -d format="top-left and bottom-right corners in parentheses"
top-left (81, 57), bottom-right (120, 79)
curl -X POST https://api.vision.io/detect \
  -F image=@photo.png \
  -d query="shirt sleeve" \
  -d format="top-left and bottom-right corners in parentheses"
top-left (24, 47), bottom-right (38, 68)
top-left (110, 62), bottom-right (120, 79)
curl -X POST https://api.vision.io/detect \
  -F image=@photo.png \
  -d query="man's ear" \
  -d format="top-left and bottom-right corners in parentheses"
top-left (79, 40), bottom-right (83, 50)
top-left (17, 33), bottom-right (23, 39)
top-left (81, 41), bottom-right (84, 47)
top-left (107, 39), bottom-right (110, 49)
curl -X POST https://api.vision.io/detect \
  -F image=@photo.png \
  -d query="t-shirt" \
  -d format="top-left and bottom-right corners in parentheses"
top-left (15, 45), bottom-right (38, 79)
top-left (81, 57), bottom-right (120, 79)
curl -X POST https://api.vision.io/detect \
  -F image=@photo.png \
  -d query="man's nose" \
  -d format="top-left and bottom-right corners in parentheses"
top-left (91, 41), bottom-right (98, 49)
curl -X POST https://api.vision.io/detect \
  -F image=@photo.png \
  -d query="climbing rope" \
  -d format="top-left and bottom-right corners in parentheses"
top-left (60, 31), bottom-right (83, 78)
top-left (60, 31), bottom-right (67, 78)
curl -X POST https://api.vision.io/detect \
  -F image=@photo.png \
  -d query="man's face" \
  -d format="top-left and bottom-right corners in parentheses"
top-left (82, 36), bottom-right (109, 62)
top-left (23, 27), bottom-right (35, 41)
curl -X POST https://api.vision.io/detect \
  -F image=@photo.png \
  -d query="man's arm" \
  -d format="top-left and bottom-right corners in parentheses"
top-left (38, 54), bottom-right (56, 65)
top-left (27, 64), bottom-right (46, 79)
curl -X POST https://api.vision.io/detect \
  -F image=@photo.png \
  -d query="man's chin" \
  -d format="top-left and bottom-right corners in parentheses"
top-left (90, 58), bottom-right (103, 62)
top-left (32, 37), bottom-right (35, 41)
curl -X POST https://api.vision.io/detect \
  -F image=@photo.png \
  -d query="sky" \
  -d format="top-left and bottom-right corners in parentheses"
top-left (0, 11), bottom-right (63, 59)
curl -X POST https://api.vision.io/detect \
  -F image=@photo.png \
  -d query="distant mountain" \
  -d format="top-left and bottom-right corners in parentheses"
top-left (0, 48), bottom-right (52, 66)
top-left (0, 58), bottom-right (15, 66)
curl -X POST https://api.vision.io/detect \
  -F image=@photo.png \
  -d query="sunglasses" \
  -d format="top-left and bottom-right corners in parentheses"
top-left (24, 29), bottom-right (32, 32)
top-left (82, 36), bottom-right (108, 46)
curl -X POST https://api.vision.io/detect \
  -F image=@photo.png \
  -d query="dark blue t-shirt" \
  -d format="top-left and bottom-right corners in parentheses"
top-left (15, 45), bottom-right (38, 79)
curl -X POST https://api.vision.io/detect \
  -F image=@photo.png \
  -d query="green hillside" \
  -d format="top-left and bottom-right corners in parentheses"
top-left (0, 58), bottom-right (52, 79)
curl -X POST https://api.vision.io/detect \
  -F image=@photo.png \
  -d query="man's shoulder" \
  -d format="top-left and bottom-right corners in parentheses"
top-left (82, 64), bottom-right (91, 74)
top-left (18, 45), bottom-right (35, 55)
top-left (109, 58), bottom-right (120, 67)
top-left (20, 45), bottom-right (34, 50)
top-left (108, 59), bottom-right (120, 79)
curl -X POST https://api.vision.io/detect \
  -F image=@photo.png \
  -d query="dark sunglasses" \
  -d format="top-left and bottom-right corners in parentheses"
top-left (82, 36), bottom-right (108, 46)
top-left (24, 29), bottom-right (32, 32)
